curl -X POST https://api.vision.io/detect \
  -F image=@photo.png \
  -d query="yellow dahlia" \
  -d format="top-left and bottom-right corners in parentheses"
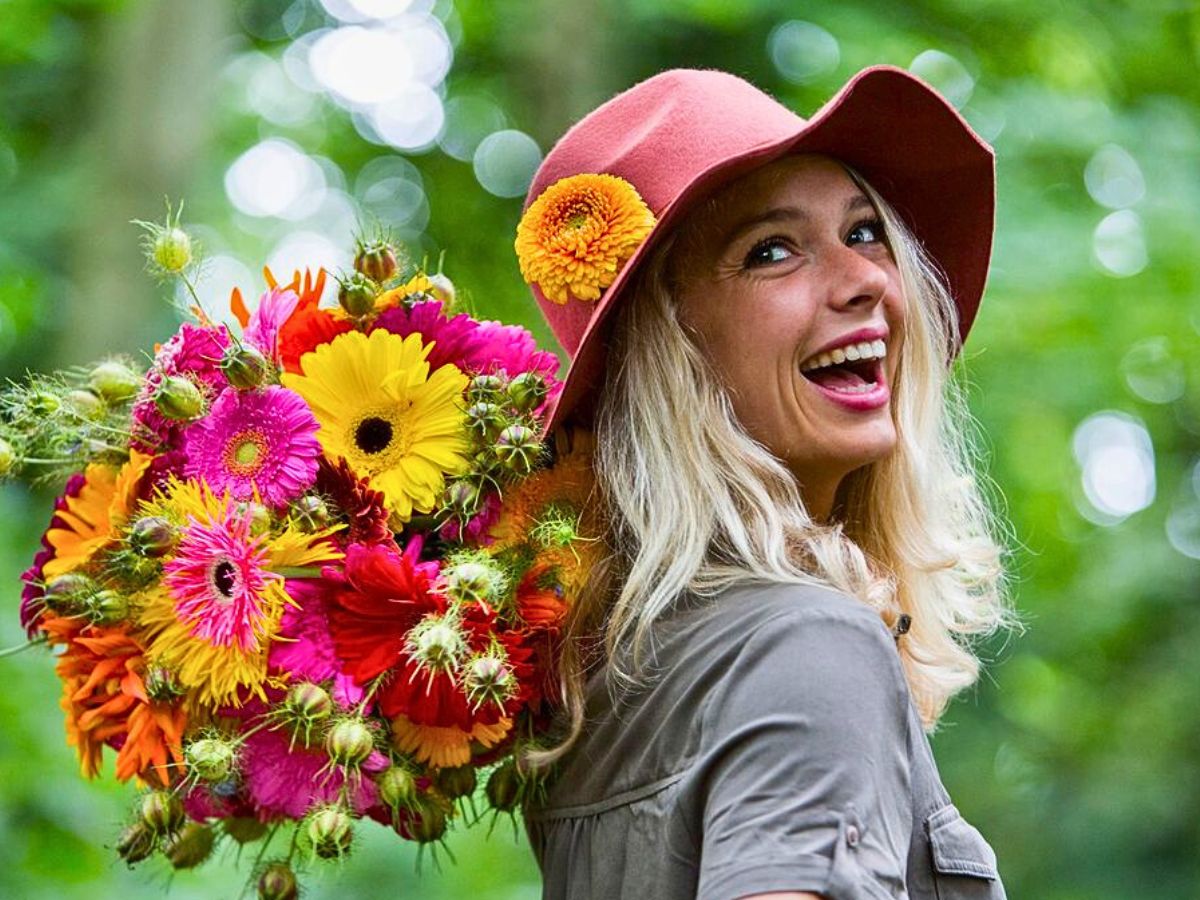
top-left (515, 173), bottom-right (656, 304)
top-left (281, 329), bottom-right (471, 522)
top-left (136, 478), bottom-right (342, 709)
top-left (44, 450), bottom-right (154, 579)
top-left (390, 713), bottom-right (512, 769)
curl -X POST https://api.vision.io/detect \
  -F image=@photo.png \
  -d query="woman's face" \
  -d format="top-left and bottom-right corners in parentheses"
top-left (672, 154), bottom-right (907, 519)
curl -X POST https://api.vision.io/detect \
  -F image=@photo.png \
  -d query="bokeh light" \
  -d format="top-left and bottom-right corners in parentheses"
top-left (1092, 209), bottom-right (1147, 277)
top-left (1120, 337), bottom-right (1185, 404)
top-left (440, 94), bottom-right (508, 162)
top-left (1085, 143), bottom-right (1146, 210)
top-left (909, 49), bottom-right (974, 108)
top-left (1072, 411), bottom-right (1156, 523)
top-left (473, 130), bottom-right (542, 198)
top-left (767, 21), bottom-right (839, 84)
top-left (224, 138), bottom-right (328, 219)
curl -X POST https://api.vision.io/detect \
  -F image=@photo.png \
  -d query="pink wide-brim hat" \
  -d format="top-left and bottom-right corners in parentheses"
top-left (521, 66), bottom-right (996, 438)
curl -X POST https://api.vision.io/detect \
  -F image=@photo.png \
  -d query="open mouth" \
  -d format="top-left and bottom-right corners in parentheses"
top-left (800, 339), bottom-right (886, 395)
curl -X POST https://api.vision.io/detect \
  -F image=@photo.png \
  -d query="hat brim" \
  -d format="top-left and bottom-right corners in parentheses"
top-left (540, 65), bottom-right (996, 439)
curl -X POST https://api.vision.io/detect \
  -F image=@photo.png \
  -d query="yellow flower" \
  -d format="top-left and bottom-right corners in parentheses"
top-left (515, 173), bottom-right (656, 304)
top-left (390, 713), bottom-right (512, 769)
top-left (371, 273), bottom-right (435, 315)
top-left (44, 450), bottom-right (154, 579)
top-left (281, 329), bottom-right (471, 522)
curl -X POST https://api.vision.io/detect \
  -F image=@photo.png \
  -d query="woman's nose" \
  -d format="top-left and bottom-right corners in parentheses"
top-left (825, 244), bottom-right (889, 311)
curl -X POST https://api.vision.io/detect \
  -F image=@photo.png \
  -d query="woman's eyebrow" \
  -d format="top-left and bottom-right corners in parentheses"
top-left (721, 193), bottom-right (875, 247)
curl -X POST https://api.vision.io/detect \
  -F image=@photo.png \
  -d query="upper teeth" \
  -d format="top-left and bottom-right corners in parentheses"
top-left (801, 339), bottom-right (887, 372)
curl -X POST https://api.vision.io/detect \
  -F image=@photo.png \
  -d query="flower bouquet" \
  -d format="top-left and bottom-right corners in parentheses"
top-left (1, 209), bottom-right (599, 896)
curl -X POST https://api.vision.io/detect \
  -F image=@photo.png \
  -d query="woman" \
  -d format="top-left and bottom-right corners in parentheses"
top-left (512, 66), bottom-right (1018, 900)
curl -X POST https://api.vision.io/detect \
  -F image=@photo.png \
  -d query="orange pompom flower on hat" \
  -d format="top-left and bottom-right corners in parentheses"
top-left (515, 173), bottom-right (656, 304)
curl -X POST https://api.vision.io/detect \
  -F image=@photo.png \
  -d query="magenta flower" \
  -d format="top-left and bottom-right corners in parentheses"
top-left (131, 323), bottom-right (231, 453)
top-left (244, 287), bottom-right (300, 365)
top-left (183, 386), bottom-right (320, 507)
top-left (373, 299), bottom-right (489, 373)
top-left (269, 579), bottom-right (366, 707)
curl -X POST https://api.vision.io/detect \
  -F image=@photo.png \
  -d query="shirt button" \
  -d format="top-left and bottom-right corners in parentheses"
top-left (845, 825), bottom-right (861, 847)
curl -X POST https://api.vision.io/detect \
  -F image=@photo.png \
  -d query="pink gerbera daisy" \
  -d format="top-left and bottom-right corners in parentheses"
top-left (183, 386), bottom-right (321, 508)
top-left (131, 323), bottom-right (231, 453)
top-left (163, 511), bottom-right (276, 653)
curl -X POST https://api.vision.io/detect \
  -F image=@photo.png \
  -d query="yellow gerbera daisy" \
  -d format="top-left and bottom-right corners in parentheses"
top-left (514, 173), bottom-right (656, 304)
top-left (135, 478), bottom-right (342, 709)
top-left (390, 713), bottom-right (512, 769)
top-left (44, 449), bottom-right (154, 578)
top-left (281, 329), bottom-right (471, 522)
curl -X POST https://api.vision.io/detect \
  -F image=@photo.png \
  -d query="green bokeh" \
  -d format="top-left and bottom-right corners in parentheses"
top-left (1, 0), bottom-right (1198, 897)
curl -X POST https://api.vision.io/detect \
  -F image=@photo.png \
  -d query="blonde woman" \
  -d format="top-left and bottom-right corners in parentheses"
top-left (512, 67), bottom-right (1018, 900)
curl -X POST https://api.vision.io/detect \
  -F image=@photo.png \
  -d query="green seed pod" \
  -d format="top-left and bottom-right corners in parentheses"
top-left (144, 664), bottom-right (184, 701)
top-left (234, 501), bottom-right (272, 536)
top-left (115, 821), bottom-right (158, 866)
top-left (325, 718), bottom-right (375, 767)
top-left (86, 589), bottom-right (129, 625)
top-left (164, 822), bottom-right (215, 869)
top-left (221, 344), bottom-right (273, 390)
top-left (257, 861), bottom-right (299, 900)
top-left (155, 375), bottom-right (205, 421)
top-left (486, 759), bottom-right (521, 812)
top-left (444, 556), bottom-right (507, 605)
top-left (465, 654), bottom-right (516, 712)
top-left (293, 494), bottom-right (330, 530)
top-left (0, 436), bottom-right (15, 477)
top-left (129, 515), bottom-right (179, 557)
top-left (427, 272), bottom-right (456, 310)
top-left (494, 424), bottom-right (542, 476)
top-left (444, 480), bottom-right (481, 517)
top-left (185, 736), bottom-right (239, 783)
top-left (338, 272), bottom-right (379, 319)
top-left (409, 800), bottom-right (448, 843)
top-left (225, 816), bottom-right (269, 844)
top-left (286, 681), bottom-right (334, 721)
top-left (506, 372), bottom-right (548, 413)
top-left (152, 227), bottom-right (194, 274)
top-left (140, 790), bottom-right (185, 836)
top-left (436, 764), bottom-right (477, 801)
top-left (407, 614), bottom-right (465, 672)
top-left (65, 389), bottom-right (106, 420)
top-left (27, 390), bottom-right (61, 417)
top-left (89, 360), bottom-right (142, 402)
top-left (465, 401), bottom-right (506, 440)
top-left (377, 766), bottom-right (419, 812)
top-left (305, 806), bottom-right (353, 860)
top-left (467, 373), bottom-right (506, 404)
top-left (353, 240), bottom-right (399, 284)
top-left (42, 572), bottom-right (93, 615)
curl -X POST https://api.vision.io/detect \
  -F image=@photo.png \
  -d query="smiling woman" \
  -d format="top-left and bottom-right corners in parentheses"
top-left (512, 66), bottom-right (1017, 900)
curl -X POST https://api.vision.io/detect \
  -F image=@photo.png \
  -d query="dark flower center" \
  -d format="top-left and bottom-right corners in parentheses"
top-left (212, 560), bottom-right (238, 599)
top-left (355, 416), bottom-right (394, 455)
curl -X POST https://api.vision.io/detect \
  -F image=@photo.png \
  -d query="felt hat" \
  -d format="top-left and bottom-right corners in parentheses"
top-left (515, 66), bottom-right (996, 437)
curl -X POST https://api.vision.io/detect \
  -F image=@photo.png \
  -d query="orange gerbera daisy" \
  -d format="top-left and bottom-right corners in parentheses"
top-left (515, 173), bottom-right (656, 304)
top-left (43, 450), bottom-right (153, 579)
top-left (390, 713), bottom-right (512, 769)
top-left (42, 614), bottom-right (186, 787)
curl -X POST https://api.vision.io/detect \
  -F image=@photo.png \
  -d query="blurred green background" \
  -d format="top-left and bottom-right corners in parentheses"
top-left (2, 0), bottom-right (1198, 897)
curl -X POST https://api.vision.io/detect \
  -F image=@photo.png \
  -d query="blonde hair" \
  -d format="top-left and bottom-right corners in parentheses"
top-left (523, 161), bottom-right (1019, 773)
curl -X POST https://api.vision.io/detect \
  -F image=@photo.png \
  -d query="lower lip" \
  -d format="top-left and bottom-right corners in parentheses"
top-left (803, 362), bottom-right (890, 411)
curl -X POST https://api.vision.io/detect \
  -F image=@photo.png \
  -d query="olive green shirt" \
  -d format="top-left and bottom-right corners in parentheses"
top-left (523, 581), bottom-right (1006, 899)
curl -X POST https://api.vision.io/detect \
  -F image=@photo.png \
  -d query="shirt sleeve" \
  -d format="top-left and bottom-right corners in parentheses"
top-left (695, 603), bottom-right (913, 900)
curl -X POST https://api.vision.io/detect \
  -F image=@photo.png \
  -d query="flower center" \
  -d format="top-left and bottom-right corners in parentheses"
top-left (208, 556), bottom-right (241, 605)
top-left (354, 416), bottom-right (394, 455)
top-left (224, 428), bottom-right (269, 476)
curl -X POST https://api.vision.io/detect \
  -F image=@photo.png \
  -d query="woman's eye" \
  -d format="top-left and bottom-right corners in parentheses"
top-left (847, 218), bottom-right (885, 246)
top-left (744, 237), bottom-right (792, 268)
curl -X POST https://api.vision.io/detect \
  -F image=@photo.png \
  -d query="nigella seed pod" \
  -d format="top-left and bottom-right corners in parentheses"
top-left (164, 822), bottom-right (215, 869)
top-left (427, 272), bottom-right (456, 310)
top-left (445, 480), bottom-right (480, 517)
top-left (444, 555), bottom-right (507, 604)
top-left (140, 790), bottom-right (185, 836)
top-left (27, 390), bottom-right (61, 417)
top-left (66, 388), bottom-right (106, 420)
top-left (494, 424), bottom-right (542, 475)
top-left (184, 736), bottom-right (239, 783)
top-left (225, 816), bottom-right (269, 844)
top-left (436, 764), bottom-right (477, 800)
top-left (465, 654), bottom-right (515, 712)
top-left (115, 821), bottom-right (157, 866)
top-left (257, 861), bottom-right (299, 900)
top-left (221, 344), bottom-right (273, 389)
top-left (377, 766), bottom-right (419, 812)
top-left (467, 373), bottom-right (506, 403)
top-left (410, 800), bottom-right (448, 843)
top-left (234, 501), bottom-right (272, 536)
top-left (407, 614), bottom-right (465, 672)
top-left (86, 589), bottom-right (129, 625)
top-left (42, 572), bottom-right (93, 614)
top-left (465, 401), bottom-right (506, 438)
top-left (144, 664), bottom-right (184, 701)
top-left (152, 227), bottom-right (194, 274)
top-left (89, 360), bottom-right (141, 402)
top-left (305, 806), bottom-right (354, 860)
top-left (293, 494), bottom-right (330, 530)
top-left (353, 239), bottom-right (399, 284)
top-left (129, 515), bottom-right (179, 557)
top-left (325, 718), bottom-right (375, 767)
top-left (486, 759), bottom-right (521, 812)
top-left (338, 272), bottom-right (379, 319)
top-left (154, 375), bottom-right (205, 421)
top-left (0, 436), bottom-right (15, 476)
top-left (286, 681), bottom-right (334, 721)
top-left (506, 372), bottom-right (548, 413)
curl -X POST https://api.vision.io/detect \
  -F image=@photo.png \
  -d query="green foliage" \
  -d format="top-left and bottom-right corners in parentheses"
top-left (1, 0), bottom-right (1197, 897)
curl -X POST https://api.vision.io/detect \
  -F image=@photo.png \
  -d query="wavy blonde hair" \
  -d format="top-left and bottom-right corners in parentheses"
top-left (523, 161), bottom-right (1019, 773)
